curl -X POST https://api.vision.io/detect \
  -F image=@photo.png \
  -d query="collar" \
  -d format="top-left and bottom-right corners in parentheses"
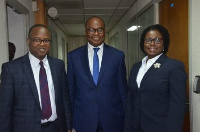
top-left (28, 52), bottom-right (48, 67)
top-left (87, 43), bottom-right (104, 52)
top-left (142, 53), bottom-right (163, 64)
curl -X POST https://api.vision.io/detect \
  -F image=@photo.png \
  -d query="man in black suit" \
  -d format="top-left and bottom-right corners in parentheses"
top-left (0, 24), bottom-right (72, 132)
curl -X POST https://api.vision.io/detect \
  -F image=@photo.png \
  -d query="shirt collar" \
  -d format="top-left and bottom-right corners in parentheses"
top-left (28, 52), bottom-right (48, 67)
top-left (142, 53), bottom-right (163, 64)
top-left (88, 42), bottom-right (104, 52)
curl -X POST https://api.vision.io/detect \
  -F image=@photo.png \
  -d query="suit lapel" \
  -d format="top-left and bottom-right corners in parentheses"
top-left (48, 56), bottom-right (58, 103)
top-left (98, 44), bottom-right (112, 84)
top-left (22, 54), bottom-right (40, 107)
top-left (130, 62), bottom-right (142, 89)
top-left (80, 45), bottom-right (96, 85)
top-left (140, 54), bottom-right (167, 88)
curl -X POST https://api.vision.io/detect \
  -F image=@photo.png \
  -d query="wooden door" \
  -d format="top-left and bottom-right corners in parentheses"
top-left (159, 0), bottom-right (189, 131)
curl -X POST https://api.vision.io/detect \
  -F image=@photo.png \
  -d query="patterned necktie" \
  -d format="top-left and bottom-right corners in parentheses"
top-left (39, 61), bottom-right (52, 120)
top-left (93, 48), bottom-right (100, 85)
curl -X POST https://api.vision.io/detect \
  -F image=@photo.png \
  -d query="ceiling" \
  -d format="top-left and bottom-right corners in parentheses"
top-left (45, 0), bottom-right (136, 36)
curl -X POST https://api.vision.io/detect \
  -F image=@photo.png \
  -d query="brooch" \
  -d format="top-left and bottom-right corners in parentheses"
top-left (154, 63), bottom-right (161, 68)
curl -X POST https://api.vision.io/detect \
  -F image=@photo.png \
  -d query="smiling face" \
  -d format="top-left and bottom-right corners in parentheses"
top-left (85, 17), bottom-right (105, 47)
top-left (144, 30), bottom-right (164, 59)
top-left (27, 27), bottom-right (51, 60)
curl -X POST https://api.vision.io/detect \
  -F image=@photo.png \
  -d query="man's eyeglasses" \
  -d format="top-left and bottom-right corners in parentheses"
top-left (144, 38), bottom-right (163, 44)
top-left (86, 28), bottom-right (104, 34)
top-left (30, 38), bottom-right (51, 44)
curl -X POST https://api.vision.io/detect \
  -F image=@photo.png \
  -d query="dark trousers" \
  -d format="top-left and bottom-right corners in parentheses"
top-left (41, 119), bottom-right (59, 132)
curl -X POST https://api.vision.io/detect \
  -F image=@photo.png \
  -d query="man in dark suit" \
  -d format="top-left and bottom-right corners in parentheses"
top-left (0, 24), bottom-right (72, 132)
top-left (67, 16), bottom-right (127, 132)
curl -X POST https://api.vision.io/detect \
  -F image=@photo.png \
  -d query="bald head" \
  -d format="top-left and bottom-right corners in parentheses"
top-left (85, 16), bottom-right (105, 28)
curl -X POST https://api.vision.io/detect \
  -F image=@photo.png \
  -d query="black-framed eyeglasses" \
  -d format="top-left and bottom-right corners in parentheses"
top-left (144, 38), bottom-right (163, 44)
top-left (30, 38), bottom-right (51, 44)
top-left (86, 28), bottom-right (104, 34)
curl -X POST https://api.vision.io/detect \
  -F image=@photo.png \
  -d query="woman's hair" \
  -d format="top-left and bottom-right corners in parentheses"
top-left (140, 24), bottom-right (170, 54)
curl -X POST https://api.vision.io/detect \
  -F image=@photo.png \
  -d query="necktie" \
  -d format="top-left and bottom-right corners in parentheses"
top-left (39, 61), bottom-right (52, 120)
top-left (93, 48), bottom-right (100, 85)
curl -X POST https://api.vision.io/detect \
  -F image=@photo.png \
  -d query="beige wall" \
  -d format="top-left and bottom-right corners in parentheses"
top-left (0, 0), bottom-right (34, 74)
top-left (0, 0), bottom-right (8, 70)
top-left (189, 0), bottom-right (200, 131)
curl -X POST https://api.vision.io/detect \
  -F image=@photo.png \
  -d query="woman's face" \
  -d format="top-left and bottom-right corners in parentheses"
top-left (144, 30), bottom-right (164, 59)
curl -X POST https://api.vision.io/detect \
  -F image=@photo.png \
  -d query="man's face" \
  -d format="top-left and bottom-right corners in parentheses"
top-left (85, 17), bottom-right (105, 47)
top-left (27, 27), bottom-right (51, 60)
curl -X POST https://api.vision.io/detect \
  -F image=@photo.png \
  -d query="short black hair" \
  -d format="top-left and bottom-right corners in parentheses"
top-left (28, 24), bottom-right (50, 38)
top-left (140, 24), bottom-right (170, 54)
top-left (85, 16), bottom-right (105, 28)
top-left (8, 42), bottom-right (16, 52)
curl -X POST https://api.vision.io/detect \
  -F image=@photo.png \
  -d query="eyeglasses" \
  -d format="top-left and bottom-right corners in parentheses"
top-left (86, 28), bottom-right (104, 34)
top-left (30, 38), bottom-right (51, 44)
top-left (144, 38), bottom-right (163, 44)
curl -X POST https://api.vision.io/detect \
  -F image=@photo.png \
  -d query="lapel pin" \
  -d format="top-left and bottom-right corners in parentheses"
top-left (154, 63), bottom-right (161, 68)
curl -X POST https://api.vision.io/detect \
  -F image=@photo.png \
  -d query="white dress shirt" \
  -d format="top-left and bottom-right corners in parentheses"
top-left (88, 43), bottom-right (104, 75)
top-left (29, 52), bottom-right (57, 123)
top-left (136, 53), bottom-right (163, 88)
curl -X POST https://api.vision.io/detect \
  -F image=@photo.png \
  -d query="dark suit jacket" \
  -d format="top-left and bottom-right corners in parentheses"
top-left (124, 54), bottom-right (187, 132)
top-left (0, 54), bottom-right (72, 132)
top-left (67, 44), bottom-right (127, 132)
